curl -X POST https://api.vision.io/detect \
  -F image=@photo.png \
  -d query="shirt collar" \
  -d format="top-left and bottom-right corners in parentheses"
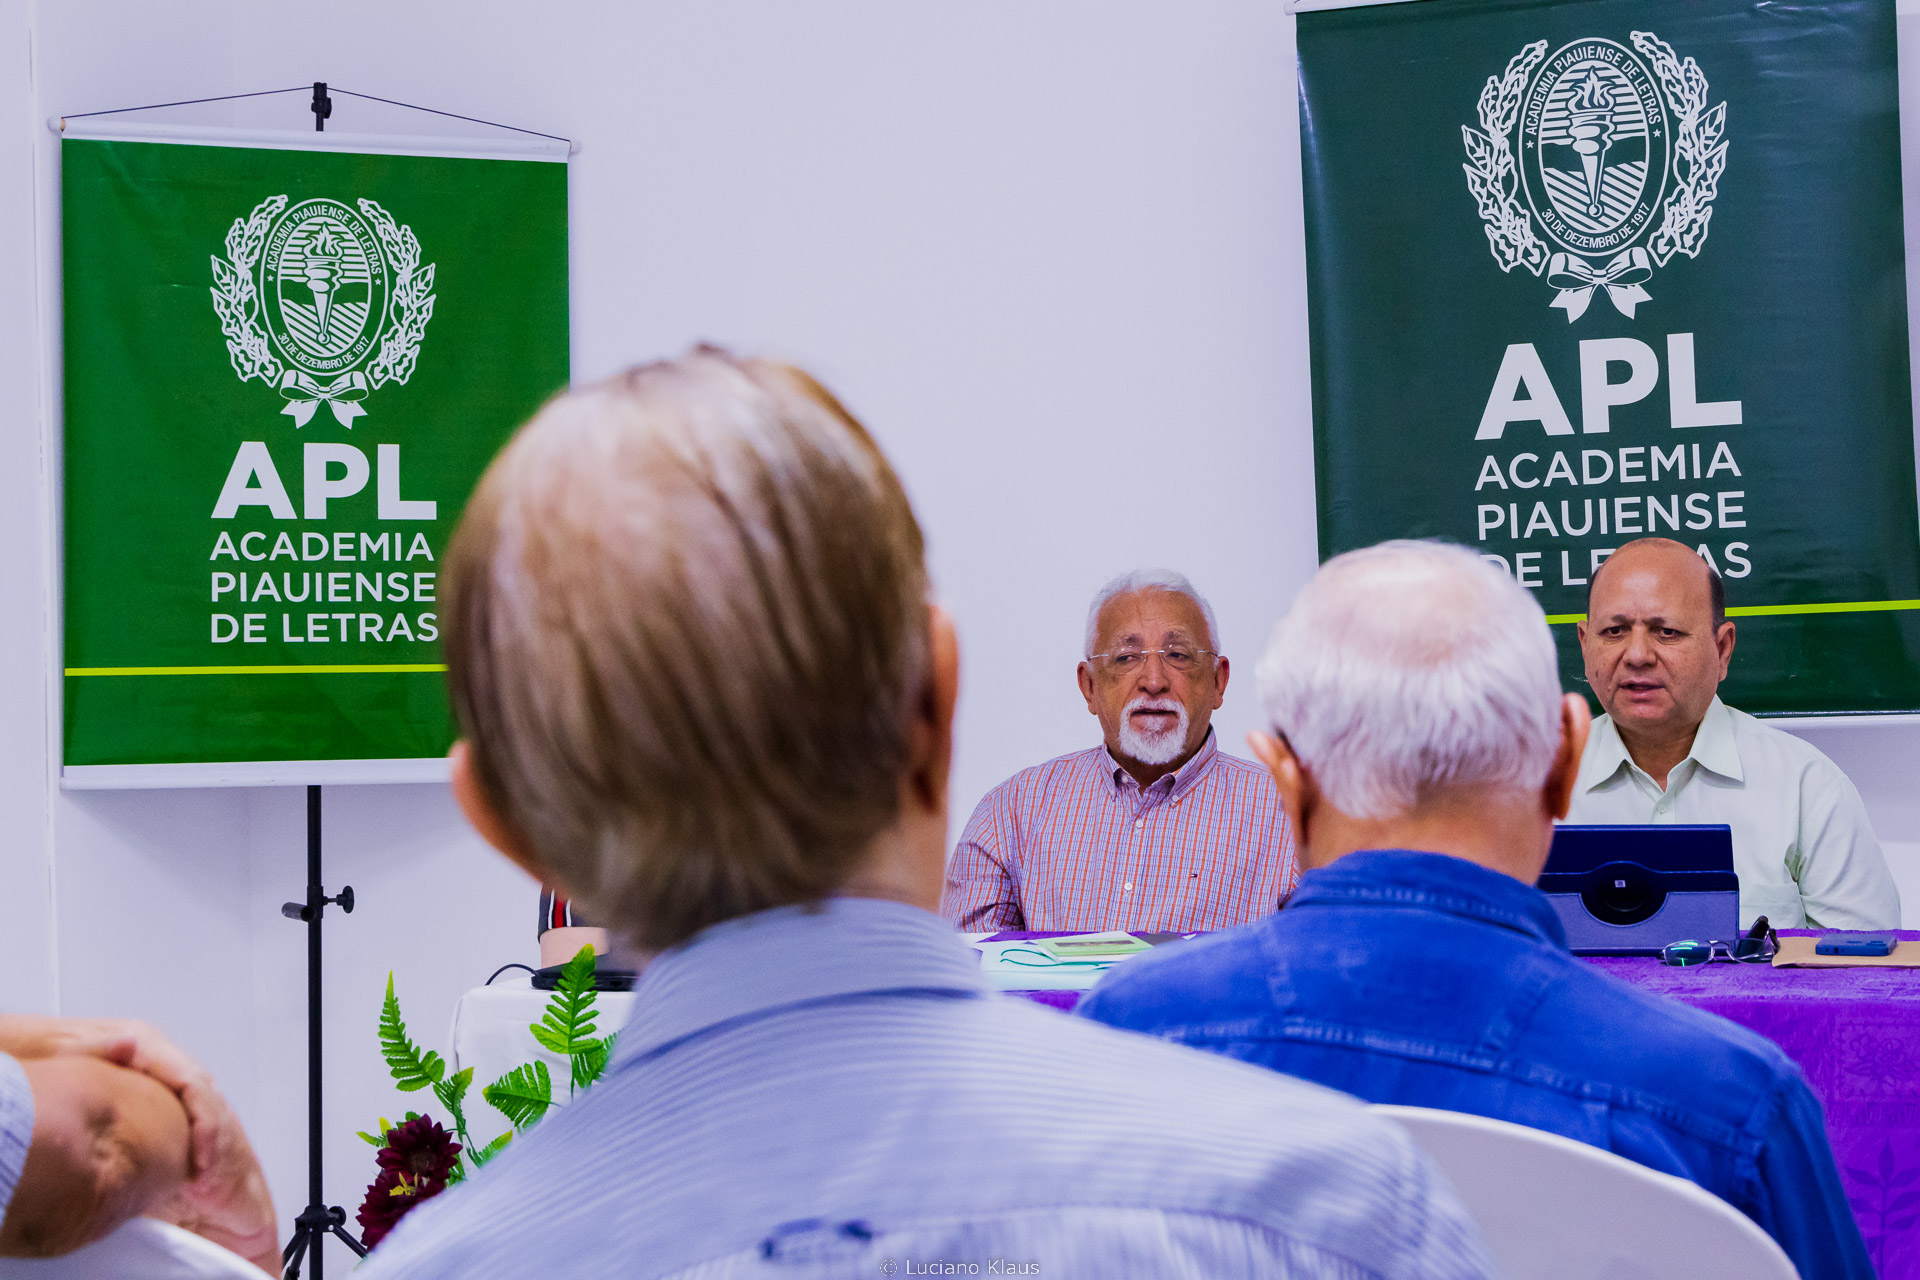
top-left (612, 897), bottom-right (986, 1064)
top-left (1286, 848), bottom-right (1569, 948)
top-left (1104, 727), bottom-right (1218, 800)
top-left (1581, 695), bottom-right (1742, 790)
top-left (1579, 712), bottom-right (1634, 791)
top-left (1687, 697), bottom-right (1743, 782)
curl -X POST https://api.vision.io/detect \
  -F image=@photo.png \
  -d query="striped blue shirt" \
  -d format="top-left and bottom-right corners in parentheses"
top-left (0, 1052), bottom-right (29, 1221)
top-left (361, 897), bottom-right (1492, 1280)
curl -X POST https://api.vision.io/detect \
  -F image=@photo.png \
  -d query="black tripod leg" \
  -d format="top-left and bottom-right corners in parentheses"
top-left (282, 1222), bottom-right (311, 1279)
top-left (330, 1216), bottom-right (370, 1258)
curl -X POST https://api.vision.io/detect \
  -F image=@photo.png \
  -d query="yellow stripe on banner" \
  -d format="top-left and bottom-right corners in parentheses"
top-left (64, 664), bottom-right (448, 677)
top-left (1543, 600), bottom-right (1920, 626)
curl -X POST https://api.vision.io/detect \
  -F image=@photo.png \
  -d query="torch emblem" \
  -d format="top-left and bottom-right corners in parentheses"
top-left (1462, 32), bottom-right (1727, 322)
top-left (209, 195), bottom-right (437, 426)
top-left (1563, 71), bottom-right (1619, 220)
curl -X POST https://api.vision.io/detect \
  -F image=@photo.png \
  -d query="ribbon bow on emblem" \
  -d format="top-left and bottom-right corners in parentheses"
top-left (278, 371), bottom-right (371, 428)
top-left (1546, 248), bottom-right (1654, 323)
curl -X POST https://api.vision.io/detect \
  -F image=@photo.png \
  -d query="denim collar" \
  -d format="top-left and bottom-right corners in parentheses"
top-left (1285, 849), bottom-right (1569, 949)
top-left (1103, 727), bottom-right (1219, 801)
top-left (613, 897), bottom-right (985, 1064)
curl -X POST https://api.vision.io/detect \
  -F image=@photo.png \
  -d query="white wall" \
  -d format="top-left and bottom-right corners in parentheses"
top-left (2, 0), bottom-right (1919, 1235)
top-left (0, 0), bottom-right (55, 1017)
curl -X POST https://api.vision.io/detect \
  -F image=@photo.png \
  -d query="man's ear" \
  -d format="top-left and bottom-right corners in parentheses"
top-left (1544, 693), bottom-right (1594, 821)
top-left (1715, 619), bottom-right (1736, 680)
top-left (1210, 655), bottom-right (1230, 710)
top-left (1076, 660), bottom-right (1097, 714)
top-left (907, 603), bottom-right (960, 814)
top-left (1248, 729), bottom-right (1310, 836)
top-left (449, 740), bottom-right (561, 890)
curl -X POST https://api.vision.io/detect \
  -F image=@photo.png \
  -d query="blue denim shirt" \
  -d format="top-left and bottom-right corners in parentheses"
top-left (1078, 849), bottom-right (1872, 1280)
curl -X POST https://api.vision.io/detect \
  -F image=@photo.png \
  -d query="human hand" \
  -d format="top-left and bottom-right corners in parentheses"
top-left (0, 1016), bottom-right (225, 1178)
top-left (148, 1108), bottom-right (280, 1277)
top-left (1, 1058), bottom-right (192, 1258)
top-left (0, 1015), bottom-right (277, 1271)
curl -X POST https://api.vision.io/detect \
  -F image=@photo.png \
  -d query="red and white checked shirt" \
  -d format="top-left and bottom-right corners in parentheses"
top-left (941, 731), bottom-right (1300, 933)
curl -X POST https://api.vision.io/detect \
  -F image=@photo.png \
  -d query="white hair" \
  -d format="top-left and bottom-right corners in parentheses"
top-left (1084, 568), bottom-right (1220, 657)
top-left (1255, 540), bottom-right (1564, 821)
top-left (1117, 696), bottom-right (1190, 764)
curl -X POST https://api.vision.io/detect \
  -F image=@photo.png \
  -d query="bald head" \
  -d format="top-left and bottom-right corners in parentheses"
top-left (1587, 539), bottom-right (1724, 629)
top-left (1578, 538), bottom-right (1735, 745)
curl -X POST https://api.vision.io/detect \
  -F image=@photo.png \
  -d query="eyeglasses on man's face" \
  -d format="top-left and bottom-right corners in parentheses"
top-left (1087, 647), bottom-right (1219, 678)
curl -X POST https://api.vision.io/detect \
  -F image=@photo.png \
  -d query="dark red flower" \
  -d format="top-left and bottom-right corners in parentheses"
top-left (357, 1117), bottom-right (462, 1248)
top-left (375, 1115), bottom-right (462, 1181)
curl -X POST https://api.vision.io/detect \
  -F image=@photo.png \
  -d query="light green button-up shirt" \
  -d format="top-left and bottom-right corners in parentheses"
top-left (1564, 696), bottom-right (1901, 929)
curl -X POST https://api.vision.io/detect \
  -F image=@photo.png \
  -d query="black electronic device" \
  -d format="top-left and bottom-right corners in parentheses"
top-left (532, 950), bottom-right (638, 991)
top-left (1539, 824), bottom-right (1739, 956)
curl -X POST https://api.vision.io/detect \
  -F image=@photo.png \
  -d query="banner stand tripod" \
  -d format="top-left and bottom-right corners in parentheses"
top-left (279, 785), bottom-right (366, 1279)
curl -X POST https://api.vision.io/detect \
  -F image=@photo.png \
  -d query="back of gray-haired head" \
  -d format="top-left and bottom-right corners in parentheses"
top-left (1255, 541), bottom-right (1563, 820)
top-left (1084, 568), bottom-right (1220, 656)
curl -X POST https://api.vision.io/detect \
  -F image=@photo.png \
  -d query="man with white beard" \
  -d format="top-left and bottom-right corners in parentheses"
top-left (942, 570), bottom-right (1300, 932)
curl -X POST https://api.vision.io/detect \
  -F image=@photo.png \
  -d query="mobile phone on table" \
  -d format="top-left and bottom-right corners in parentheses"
top-left (1814, 932), bottom-right (1899, 956)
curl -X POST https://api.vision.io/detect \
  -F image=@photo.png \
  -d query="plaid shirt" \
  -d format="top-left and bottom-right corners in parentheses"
top-left (942, 731), bottom-right (1300, 932)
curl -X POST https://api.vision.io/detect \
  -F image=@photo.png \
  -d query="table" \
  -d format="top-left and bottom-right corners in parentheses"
top-left (1590, 939), bottom-right (1920, 1279)
top-left (991, 929), bottom-right (1920, 1280)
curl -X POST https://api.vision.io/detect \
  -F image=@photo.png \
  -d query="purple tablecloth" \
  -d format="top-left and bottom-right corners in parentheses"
top-left (993, 928), bottom-right (1920, 1278)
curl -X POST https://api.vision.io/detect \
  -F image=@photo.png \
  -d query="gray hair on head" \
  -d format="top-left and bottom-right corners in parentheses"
top-left (1084, 568), bottom-right (1220, 657)
top-left (1255, 540), bottom-right (1563, 821)
top-left (443, 346), bottom-right (931, 952)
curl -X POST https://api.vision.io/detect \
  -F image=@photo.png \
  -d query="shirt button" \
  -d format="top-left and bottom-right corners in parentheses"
top-left (1133, 819), bottom-right (1144, 829)
top-left (1124, 882), bottom-right (1134, 892)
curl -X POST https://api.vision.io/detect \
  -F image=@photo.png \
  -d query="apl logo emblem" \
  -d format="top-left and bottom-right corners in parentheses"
top-left (1462, 33), bottom-right (1727, 322)
top-left (209, 196), bottom-right (436, 426)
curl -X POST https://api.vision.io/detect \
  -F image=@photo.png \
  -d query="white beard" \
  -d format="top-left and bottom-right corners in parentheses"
top-left (1117, 697), bottom-right (1190, 766)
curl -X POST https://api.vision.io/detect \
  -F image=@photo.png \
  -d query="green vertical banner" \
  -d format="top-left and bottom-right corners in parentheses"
top-left (61, 132), bottom-right (569, 778)
top-left (1298, 0), bottom-right (1920, 714)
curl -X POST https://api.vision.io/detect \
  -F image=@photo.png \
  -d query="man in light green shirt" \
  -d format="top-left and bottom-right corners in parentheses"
top-left (1566, 538), bottom-right (1900, 929)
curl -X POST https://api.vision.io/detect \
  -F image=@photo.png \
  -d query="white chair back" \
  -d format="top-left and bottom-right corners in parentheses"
top-left (1374, 1104), bottom-right (1797, 1280)
top-left (0, 1218), bottom-right (265, 1280)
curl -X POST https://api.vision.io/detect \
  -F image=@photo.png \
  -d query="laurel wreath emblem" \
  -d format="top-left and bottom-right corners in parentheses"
top-left (208, 195), bottom-right (437, 416)
top-left (1461, 31), bottom-right (1727, 314)
top-left (1461, 42), bottom-right (1550, 277)
top-left (208, 195), bottom-right (288, 385)
top-left (1631, 31), bottom-right (1728, 266)
top-left (359, 199), bottom-right (437, 388)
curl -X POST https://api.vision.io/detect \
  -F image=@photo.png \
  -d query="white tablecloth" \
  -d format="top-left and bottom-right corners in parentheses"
top-left (446, 972), bottom-right (639, 1143)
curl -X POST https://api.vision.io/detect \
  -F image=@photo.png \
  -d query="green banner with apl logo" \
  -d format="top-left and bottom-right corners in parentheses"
top-left (1299, 0), bottom-right (1920, 714)
top-left (61, 136), bottom-right (568, 770)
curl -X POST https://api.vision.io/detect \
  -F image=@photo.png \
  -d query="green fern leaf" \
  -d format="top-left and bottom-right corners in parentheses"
top-left (356, 1130), bottom-right (384, 1147)
top-left (482, 1061), bottom-right (552, 1131)
top-left (379, 974), bottom-right (446, 1092)
top-left (529, 946), bottom-right (601, 1057)
top-left (571, 1035), bottom-right (614, 1093)
top-left (433, 1066), bottom-right (473, 1116)
top-left (471, 1130), bottom-right (514, 1167)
